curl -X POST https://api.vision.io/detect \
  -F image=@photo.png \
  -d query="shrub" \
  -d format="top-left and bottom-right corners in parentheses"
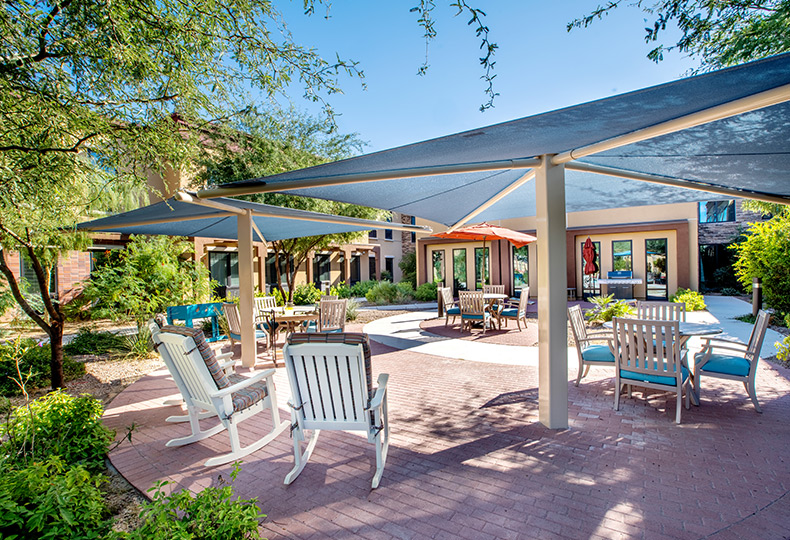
top-left (292, 283), bottom-right (322, 305)
top-left (776, 336), bottom-right (790, 364)
top-left (350, 280), bottom-right (377, 297)
top-left (329, 282), bottom-right (353, 299)
top-left (366, 281), bottom-right (410, 305)
top-left (399, 251), bottom-right (417, 288)
top-left (720, 287), bottom-right (742, 296)
top-left (733, 214), bottom-right (790, 314)
top-left (116, 463), bottom-right (263, 540)
top-left (380, 269), bottom-right (392, 282)
top-left (1, 390), bottom-right (114, 470)
top-left (0, 457), bottom-right (110, 540)
top-left (0, 338), bottom-right (85, 396)
top-left (669, 288), bottom-right (706, 311)
top-left (584, 294), bottom-right (635, 323)
top-left (64, 328), bottom-right (128, 356)
top-left (415, 281), bottom-right (438, 301)
top-left (396, 281), bottom-right (414, 297)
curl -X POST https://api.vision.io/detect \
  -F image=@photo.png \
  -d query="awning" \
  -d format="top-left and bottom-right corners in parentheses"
top-left (199, 53), bottom-right (790, 227)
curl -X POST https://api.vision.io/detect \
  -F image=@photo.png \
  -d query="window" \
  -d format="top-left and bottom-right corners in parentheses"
top-left (581, 241), bottom-right (601, 299)
top-left (474, 247), bottom-right (489, 289)
top-left (645, 238), bottom-right (668, 300)
top-left (453, 249), bottom-right (467, 293)
top-left (384, 257), bottom-right (394, 280)
top-left (432, 250), bottom-right (445, 284)
top-left (612, 240), bottom-right (632, 272)
top-left (20, 256), bottom-right (57, 297)
top-left (350, 255), bottom-right (361, 285)
top-left (368, 255), bottom-right (377, 280)
top-left (513, 246), bottom-right (529, 292)
top-left (699, 200), bottom-right (735, 223)
top-left (384, 214), bottom-right (393, 240)
top-left (410, 216), bottom-right (416, 243)
top-left (699, 244), bottom-right (738, 291)
top-left (368, 229), bottom-right (378, 239)
top-left (313, 253), bottom-right (331, 287)
top-left (265, 253), bottom-right (290, 290)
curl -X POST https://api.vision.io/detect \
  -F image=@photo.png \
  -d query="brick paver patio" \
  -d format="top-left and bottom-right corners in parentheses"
top-left (105, 325), bottom-right (790, 539)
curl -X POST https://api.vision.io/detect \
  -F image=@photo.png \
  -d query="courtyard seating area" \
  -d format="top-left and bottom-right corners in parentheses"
top-left (104, 297), bottom-right (790, 539)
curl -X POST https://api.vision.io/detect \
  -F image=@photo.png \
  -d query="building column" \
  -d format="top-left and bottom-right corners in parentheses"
top-left (535, 157), bottom-right (569, 429)
top-left (237, 210), bottom-right (256, 368)
top-left (343, 247), bottom-right (352, 285)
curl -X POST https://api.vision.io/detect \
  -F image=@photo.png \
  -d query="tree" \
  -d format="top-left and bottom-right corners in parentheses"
top-left (568, 1), bottom-right (790, 69)
top-left (198, 109), bottom-right (387, 302)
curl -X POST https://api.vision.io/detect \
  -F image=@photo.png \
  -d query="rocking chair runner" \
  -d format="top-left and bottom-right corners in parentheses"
top-left (282, 332), bottom-right (390, 489)
top-left (152, 325), bottom-right (289, 466)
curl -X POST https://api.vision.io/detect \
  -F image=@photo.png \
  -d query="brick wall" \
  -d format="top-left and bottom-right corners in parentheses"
top-left (698, 200), bottom-right (769, 245)
top-left (57, 250), bottom-right (92, 303)
top-left (400, 213), bottom-right (415, 256)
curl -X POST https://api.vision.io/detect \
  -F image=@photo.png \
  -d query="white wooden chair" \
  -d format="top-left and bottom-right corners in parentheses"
top-left (500, 287), bottom-right (530, 331)
top-left (152, 325), bottom-right (289, 466)
top-left (223, 302), bottom-right (270, 349)
top-left (568, 304), bottom-right (615, 386)
top-left (254, 296), bottom-right (278, 319)
top-left (439, 287), bottom-right (460, 326)
top-left (459, 290), bottom-right (493, 333)
top-left (282, 332), bottom-right (389, 489)
top-left (692, 309), bottom-right (769, 412)
top-left (317, 298), bottom-right (347, 333)
top-left (636, 300), bottom-right (686, 321)
top-left (612, 317), bottom-right (691, 424)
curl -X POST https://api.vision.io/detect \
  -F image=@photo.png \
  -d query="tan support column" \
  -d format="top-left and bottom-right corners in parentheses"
top-left (343, 247), bottom-right (352, 285)
top-left (535, 156), bottom-right (569, 429)
top-left (237, 210), bottom-right (256, 368)
top-left (372, 246), bottom-right (381, 280)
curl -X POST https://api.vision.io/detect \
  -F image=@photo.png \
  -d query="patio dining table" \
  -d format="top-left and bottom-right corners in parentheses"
top-left (603, 320), bottom-right (723, 348)
top-left (483, 293), bottom-right (508, 328)
top-left (257, 307), bottom-right (319, 361)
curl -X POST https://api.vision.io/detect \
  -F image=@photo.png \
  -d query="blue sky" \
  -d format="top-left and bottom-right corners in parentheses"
top-left (275, 1), bottom-right (699, 153)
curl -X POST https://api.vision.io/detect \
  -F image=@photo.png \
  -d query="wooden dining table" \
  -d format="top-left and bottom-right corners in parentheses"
top-left (257, 307), bottom-right (319, 361)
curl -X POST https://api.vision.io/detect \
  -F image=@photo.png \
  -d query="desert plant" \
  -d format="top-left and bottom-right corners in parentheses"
top-left (415, 281), bottom-right (438, 301)
top-left (0, 338), bottom-right (85, 396)
top-left (115, 463), bottom-right (263, 540)
top-left (329, 282), bottom-right (353, 299)
top-left (720, 287), bottom-right (742, 296)
top-left (345, 299), bottom-right (360, 322)
top-left (399, 251), bottom-right (417, 288)
top-left (776, 336), bottom-right (790, 364)
top-left (584, 294), bottom-right (635, 324)
top-left (365, 281), bottom-right (412, 305)
top-left (396, 281), bottom-right (415, 298)
top-left (350, 280), bottom-right (378, 297)
top-left (669, 288), bottom-right (707, 311)
top-left (292, 283), bottom-right (322, 305)
top-left (64, 328), bottom-right (128, 356)
top-left (1, 389), bottom-right (114, 470)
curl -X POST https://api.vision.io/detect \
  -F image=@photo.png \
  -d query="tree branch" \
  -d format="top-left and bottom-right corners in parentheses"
top-left (0, 247), bottom-right (52, 336)
top-left (0, 132), bottom-right (98, 154)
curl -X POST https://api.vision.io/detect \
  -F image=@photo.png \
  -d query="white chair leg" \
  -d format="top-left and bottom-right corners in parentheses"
top-left (166, 406), bottom-right (226, 447)
top-left (166, 410), bottom-right (217, 423)
top-left (203, 410), bottom-right (290, 468)
top-left (371, 406), bottom-right (389, 489)
top-left (746, 378), bottom-right (762, 413)
top-left (285, 428), bottom-right (320, 485)
top-left (675, 391), bottom-right (682, 424)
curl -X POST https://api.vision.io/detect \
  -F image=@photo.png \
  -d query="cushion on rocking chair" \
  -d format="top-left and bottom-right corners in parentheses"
top-left (160, 325), bottom-right (231, 388)
top-left (226, 373), bottom-right (270, 412)
top-left (287, 332), bottom-right (373, 401)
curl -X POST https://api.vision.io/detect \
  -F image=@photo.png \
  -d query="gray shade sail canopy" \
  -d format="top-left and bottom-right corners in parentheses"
top-left (200, 53), bottom-right (790, 225)
top-left (76, 197), bottom-right (426, 241)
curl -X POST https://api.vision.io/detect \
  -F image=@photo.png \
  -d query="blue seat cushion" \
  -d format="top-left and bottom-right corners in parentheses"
top-left (446, 307), bottom-right (461, 315)
top-left (581, 344), bottom-right (614, 363)
top-left (695, 353), bottom-right (751, 377)
top-left (231, 330), bottom-right (268, 341)
top-left (321, 328), bottom-right (343, 334)
top-left (500, 308), bottom-right (522, 318)
top-left (620, 365), bottom-right (689, 386)
top-left (461, 313), bottom-right (488, 320)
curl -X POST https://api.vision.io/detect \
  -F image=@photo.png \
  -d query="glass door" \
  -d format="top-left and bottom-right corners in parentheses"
top-left (645, 238), bottom-right (668, 300)
top-left (452, 249), bottom-right (467, 294)
top-left (432, 250), bottom-right (445, 285)
top-left (513, 245), bottom-right (529, 296)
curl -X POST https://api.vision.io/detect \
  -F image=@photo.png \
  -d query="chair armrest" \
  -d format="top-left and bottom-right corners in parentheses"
top-left (585, 331), bottom-right (612, 340)
top-left (210, 368), bottom-right (276, 399)
top-left (367, 373), bottom-right (389, 411)
top-left (699, 338), bottom-right (748, 354)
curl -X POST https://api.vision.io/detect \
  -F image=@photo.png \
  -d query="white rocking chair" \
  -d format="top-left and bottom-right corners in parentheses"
top-left (282, 332), bottom-right (390, 489)
top-left (152, 325), bottom-right (289, 466)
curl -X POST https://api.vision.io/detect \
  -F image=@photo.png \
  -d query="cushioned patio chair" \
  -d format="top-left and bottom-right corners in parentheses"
top-left (693, 309), bottom-right (769, 412)
top-left (282, 332), bottom-right (389, 489)
top-left (612, 317), bottom-right (691, 424)
top-left (439, 287), bottom-right (460, 327)
top-left (568, 304), bottom-right (615, 386)
top-left (459, 290), bottom-right (493, 334)
top-left (152, 325), bottom-right (289, 466)
top-left (315, 298), bottom-right (347, 333)
top-left (500, 287), bottom-right (530, 331)
top-left (223, 302), bottom-right (270, 349)
top-left (636, 300), bottom-right (686, 321)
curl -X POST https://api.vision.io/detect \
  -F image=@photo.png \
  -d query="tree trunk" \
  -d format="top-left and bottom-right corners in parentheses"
top-left (49, 320), bottom-right (65, 389)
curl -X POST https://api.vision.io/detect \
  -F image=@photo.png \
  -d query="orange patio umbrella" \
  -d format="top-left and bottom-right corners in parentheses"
top-left (432, 223), bottom-right (536, 248)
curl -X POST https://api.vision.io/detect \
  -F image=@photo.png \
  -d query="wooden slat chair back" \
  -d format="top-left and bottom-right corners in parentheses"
top-left (152, 325), bottom-right (288, 466)
top-left (282, 332), bottom-right (389, 488)
top-left (459, 290), bottom-right (490, 334)
top-left (693, 309), bottom-right (770, 412)
top-left (637, 300), bottom-right (686, 322)
top-left (567, 305), bottom-right (615, 386)
top-left (254, 296), bottom-right (278, 317)
top-left (319, 299), bottom-right (347, 333)
top-left (439, 287), bottom-right (460, 326)
top-left (322, 294), bottom-right (339, 301)
top-left (483, 284), bottom-right (505, 295)
top-left (500, 287), bottom-right (530, 331)
top-left (223, 302), bottom-right (268, 348)
top-left (612, 317), bottom-right (690, 423)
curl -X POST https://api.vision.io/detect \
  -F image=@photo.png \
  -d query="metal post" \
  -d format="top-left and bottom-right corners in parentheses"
top-left (535, 156), bottom-right (569, 429)
top-left (238, 210), bottom-right (256, 368)
top-left (752, 277), bottom-right (762, 317)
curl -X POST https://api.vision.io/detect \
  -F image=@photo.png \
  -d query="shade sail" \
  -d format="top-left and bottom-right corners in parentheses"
top-left (432, 223), bottom-right (536, 248)
top-left (76, 197), bottom-right (424, 241)
top-left (200, 53), bottom-right (790, 225)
